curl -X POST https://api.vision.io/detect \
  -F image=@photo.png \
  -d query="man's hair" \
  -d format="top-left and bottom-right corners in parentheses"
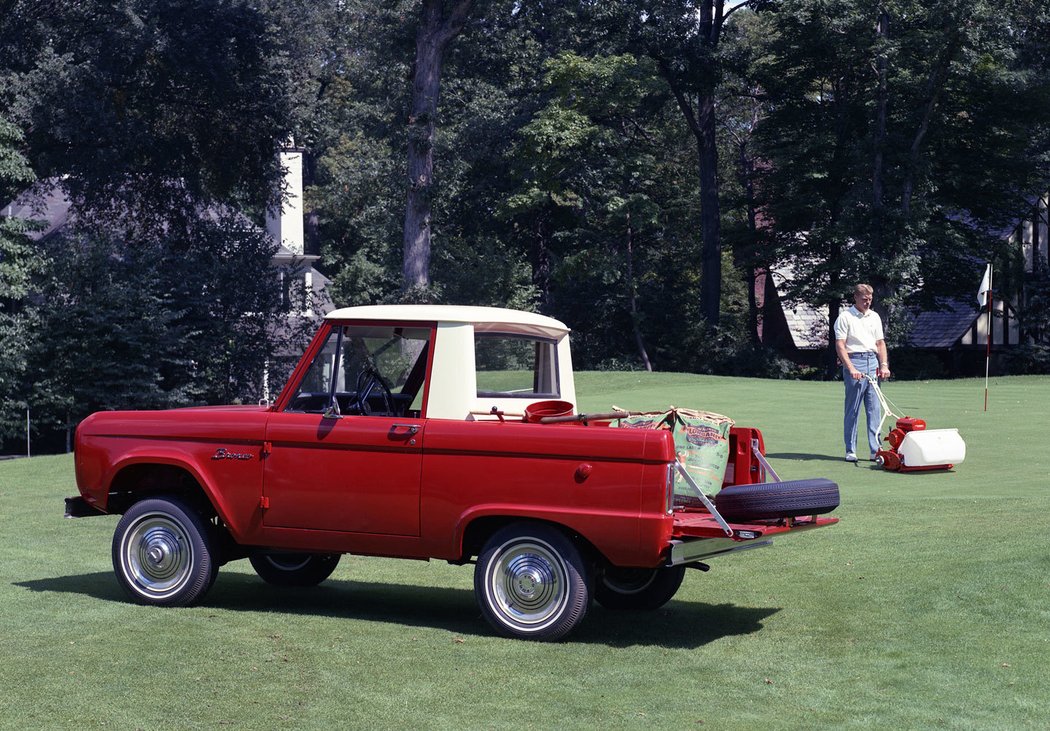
top-left (854, 283), bottom-right (873, 296)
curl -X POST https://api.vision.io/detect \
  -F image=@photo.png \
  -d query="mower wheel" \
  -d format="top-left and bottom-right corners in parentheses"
top-left (714, 479), bottom-right (840, 522)
top-left (877, 450), bottom-right (901, 471)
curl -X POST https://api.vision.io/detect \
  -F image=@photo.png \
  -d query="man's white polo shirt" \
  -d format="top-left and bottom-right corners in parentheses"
top-left (834, 305), bottom-right (885, 353)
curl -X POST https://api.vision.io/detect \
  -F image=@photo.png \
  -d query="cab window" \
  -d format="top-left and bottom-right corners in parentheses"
top-left (287, 325), bottom-right (431, 416)
top-left (475, 334), bottom-right (559, 398)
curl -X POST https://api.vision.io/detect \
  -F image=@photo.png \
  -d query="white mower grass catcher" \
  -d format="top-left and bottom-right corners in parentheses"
top-left (867, 376), bottom-right (966, 472)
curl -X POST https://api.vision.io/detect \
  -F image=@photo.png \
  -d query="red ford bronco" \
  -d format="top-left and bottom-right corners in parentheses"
top-left (67, 305), bottom-right (839, 640)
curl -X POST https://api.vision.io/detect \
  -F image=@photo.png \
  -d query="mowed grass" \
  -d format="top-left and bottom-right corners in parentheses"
top-left (1, 373), bottom-right (1048, 730)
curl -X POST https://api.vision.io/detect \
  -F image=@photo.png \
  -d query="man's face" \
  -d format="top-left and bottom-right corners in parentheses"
top-left (854, 290), bottom-right (873, 312)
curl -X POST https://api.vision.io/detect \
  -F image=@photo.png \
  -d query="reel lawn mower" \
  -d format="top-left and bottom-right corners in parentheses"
top-left (868, 376), bottom-right (966, 472)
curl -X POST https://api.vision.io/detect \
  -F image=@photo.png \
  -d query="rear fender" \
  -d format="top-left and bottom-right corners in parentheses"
top-left (452, 504), bottom-right (670, 568)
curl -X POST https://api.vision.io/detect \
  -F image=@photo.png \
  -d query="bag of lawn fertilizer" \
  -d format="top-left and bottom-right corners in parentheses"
top-left (615, 407), bottom-right (734, 497)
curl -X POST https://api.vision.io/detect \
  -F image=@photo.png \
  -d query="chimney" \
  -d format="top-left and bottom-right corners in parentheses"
top-left (265, 142), bottom-right (305, 256)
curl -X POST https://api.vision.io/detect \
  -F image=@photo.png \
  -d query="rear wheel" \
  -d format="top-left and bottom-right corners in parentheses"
top-left (474, 523), bottom-right (590, 641)
top-left (249, 552), bottom-right (340, 586)
top-left (112, 497), bottom-right (217, 607)
top-left (595, 565), bottom-right (686, 611)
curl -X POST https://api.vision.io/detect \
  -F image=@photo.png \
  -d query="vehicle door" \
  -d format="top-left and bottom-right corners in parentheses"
top-left (262, 323), bottom-right (431, 536)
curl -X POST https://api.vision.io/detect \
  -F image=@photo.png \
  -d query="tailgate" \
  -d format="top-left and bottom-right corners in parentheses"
top-left (668, 511), bottom-right (838, 565)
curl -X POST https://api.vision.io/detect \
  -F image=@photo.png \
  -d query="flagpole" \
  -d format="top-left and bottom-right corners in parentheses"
top-left (984, 265), bottom-right (992, 412)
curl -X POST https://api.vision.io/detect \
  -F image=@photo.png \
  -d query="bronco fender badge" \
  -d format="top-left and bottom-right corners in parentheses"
top-left (212, 448), bottom-right (253, 461)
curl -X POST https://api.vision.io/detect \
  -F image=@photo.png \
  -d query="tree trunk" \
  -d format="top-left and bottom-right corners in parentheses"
top-left (736, 137), bottom-right (760, 345)
top-left (660, 77), bottom-right (723, 328)
top-left (901, 25), bottom-right (963, 217)
top-left (870, 8), bottom-right (891, 319)
top-left (651, 1), bottom-right (727, 327)
top-left (827, 238), bottom-right (843, 378)
top-left (827, 298), bottom-right (842, 378)
top-left (531, 208), bottom-right (552, 310)
top-left (697, 91), bottom-right (722, 326)
top-left (625, 212), bottom-right (653, 371)
top-left (871, 8), bottom-right (889, 221)
top-left (402, 0), bottom-right (474, 295)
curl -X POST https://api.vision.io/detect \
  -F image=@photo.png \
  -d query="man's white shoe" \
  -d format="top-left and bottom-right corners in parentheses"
top-left (845, 452), bottom-right (858, 463)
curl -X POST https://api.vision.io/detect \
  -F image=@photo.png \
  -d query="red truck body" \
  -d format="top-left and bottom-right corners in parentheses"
top-left (68, 305), bottom-right (838, 640)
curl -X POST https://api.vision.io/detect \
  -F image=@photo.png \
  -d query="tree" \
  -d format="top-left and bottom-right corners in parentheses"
top-left (750, 0), bottom-right (1050, 366)
top-left (26, 212), bottom-right (305, 448)
top-left (596, 1), bottom-right (763, 327)
top-left (402, 0), bottom-right (476, 297)
top-left (0, 116), bottom-right (39, 445)
top-left (0, 0), bottom-right (307, 221)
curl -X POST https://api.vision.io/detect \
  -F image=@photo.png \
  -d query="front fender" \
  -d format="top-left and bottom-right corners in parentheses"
top-left (96, 444), bottom-right (263, 544)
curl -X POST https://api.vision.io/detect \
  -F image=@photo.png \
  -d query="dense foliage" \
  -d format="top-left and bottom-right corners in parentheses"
top-left (1, 0), bottom-right (1048, 449)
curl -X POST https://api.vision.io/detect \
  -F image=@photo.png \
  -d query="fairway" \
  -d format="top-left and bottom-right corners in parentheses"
top-left (2, 373), bottom-right (1048, 729)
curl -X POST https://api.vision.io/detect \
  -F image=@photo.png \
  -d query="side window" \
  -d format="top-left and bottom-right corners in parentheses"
top-left (475, 334), bottom-right (559, 398)
top-left (287, 325), bottom-right (431, 416)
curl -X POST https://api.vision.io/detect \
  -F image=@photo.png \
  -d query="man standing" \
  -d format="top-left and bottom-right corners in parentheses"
top-left (834, 284), bottom-right (891, 462)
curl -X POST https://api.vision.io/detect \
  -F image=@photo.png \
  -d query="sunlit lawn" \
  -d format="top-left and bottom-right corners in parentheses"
top-left (1, 373), bottom-right (1047, 729)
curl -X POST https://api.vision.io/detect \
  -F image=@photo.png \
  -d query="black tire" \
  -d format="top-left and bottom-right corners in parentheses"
top-left (112, 497), bottom-right (217, 607)
top-left (249, 552), bottom-right (341, 587)
top-left (474, 522), bottom-right (591, 641)
top-left (714, 478), bottom-right (840, 522)
top-left (595, 565), bottom-right (686, 611)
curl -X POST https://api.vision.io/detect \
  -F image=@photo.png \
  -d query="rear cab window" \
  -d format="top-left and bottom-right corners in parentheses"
top-left (475, 333), bottom-right (559, 399)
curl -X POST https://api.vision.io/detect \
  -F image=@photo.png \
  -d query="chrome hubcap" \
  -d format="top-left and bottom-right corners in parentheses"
top-left (122, 514), bottom-right (193, 598)
top-left (489, 539), bottom-right (567, 630)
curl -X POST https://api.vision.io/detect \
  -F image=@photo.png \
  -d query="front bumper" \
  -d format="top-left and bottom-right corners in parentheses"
top-left (64, 496), bottom-right (106, 518)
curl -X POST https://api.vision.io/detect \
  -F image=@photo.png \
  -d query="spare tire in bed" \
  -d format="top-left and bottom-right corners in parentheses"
top-left (714, 478), bottom-right (840, 521)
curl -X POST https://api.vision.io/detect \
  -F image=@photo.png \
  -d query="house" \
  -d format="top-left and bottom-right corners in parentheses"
top-left (905, 194), bottom-right (1046, 373)
top-left (753, 264), bottom-right (828, 369)
top-left (755, 193), bottom-right (1048, 375)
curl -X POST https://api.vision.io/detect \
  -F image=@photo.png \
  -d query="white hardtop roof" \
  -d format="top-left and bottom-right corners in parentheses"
top-left (325, 304), bottom-right (570, 333)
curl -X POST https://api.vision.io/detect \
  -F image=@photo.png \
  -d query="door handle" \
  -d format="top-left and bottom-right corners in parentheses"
top-left (391, 423), bottom-right (420, 436)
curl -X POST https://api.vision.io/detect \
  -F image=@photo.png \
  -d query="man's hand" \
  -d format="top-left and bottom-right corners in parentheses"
top-left (879, 366), bottom-right (891, 380)
top-left (849, 369), bottom-right (865, 380)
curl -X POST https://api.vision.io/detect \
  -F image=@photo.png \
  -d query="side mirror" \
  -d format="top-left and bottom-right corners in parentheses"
top-left (322, 402), bottom-right (342, 420)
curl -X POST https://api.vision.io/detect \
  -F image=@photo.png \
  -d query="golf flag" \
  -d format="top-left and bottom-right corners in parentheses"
top-left (979, 263), bottom-right (993, 411)
top-left (978, 263), bottom-right (992, 307)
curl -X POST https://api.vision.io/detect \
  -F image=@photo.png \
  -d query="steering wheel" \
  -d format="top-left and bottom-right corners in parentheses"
top-left (355, 366), bottom-right (394, 415)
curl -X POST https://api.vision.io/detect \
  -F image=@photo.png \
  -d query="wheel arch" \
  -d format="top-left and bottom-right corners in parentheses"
top-left (106, 451), bottom-right (247, 524)
top-left (459, 514), bottom-right (608, 569)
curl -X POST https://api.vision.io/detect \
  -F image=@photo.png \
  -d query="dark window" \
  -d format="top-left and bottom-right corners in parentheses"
top-left (287, 325), bottom-right (431, 416)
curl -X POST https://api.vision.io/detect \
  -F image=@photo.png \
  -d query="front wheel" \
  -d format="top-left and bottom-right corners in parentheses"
top-left (112, 497), bottom-right (217, 607)
top-left (474, 523), bottom-right (591, 641)
top-left (595, 565), bottom-right (686, 611)
top-left (249, 552), bottom-right (340, 586)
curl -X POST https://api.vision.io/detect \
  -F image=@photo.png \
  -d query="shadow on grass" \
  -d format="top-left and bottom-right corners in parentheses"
top-left (766, 451), bottom-right (843, 463)
top-left (15, 572), bottom-right (779, 649)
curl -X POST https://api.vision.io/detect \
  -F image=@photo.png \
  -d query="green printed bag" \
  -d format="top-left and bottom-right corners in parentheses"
top-left (615, 407), bottom-right (734, 497)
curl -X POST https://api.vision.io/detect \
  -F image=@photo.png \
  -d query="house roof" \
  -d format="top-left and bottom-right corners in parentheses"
top-left (2, 179), bottom-right (73, 240)
top-left (769, 265), bottom-right (828, 350)
top-left (907, 299), bottom-right (980, 348)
